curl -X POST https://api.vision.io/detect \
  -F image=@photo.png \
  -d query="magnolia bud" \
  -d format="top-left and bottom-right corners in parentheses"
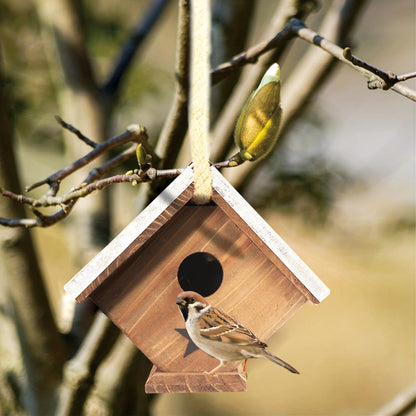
top-left (234, 63), bottom-right (282, 161)
top-left (136, 143), bottom-right (151, 169)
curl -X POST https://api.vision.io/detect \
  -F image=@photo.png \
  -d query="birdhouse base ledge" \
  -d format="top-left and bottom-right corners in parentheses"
top-left (145, 364), bottom-right (247, 393)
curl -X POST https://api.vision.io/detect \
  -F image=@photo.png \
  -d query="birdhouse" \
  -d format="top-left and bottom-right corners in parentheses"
top-left (64, 165), bottom-right (329, 393)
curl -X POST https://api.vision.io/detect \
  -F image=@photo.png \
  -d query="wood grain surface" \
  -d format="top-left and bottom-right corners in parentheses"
top-left (145, 364), bottom-right (247, 393)
top-left (90, 202), bottom-right (306, 373)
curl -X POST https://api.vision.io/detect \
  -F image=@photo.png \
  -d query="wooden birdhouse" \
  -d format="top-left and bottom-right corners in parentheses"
top-left (64, 165), bottom-right (329, 393)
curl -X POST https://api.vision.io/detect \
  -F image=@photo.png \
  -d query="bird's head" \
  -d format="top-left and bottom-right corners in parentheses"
top-left (176, 291), bottom-right (208, 321)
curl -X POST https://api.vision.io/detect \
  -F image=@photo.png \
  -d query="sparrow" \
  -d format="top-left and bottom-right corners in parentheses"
top-left (176, 291), bottom-right (299, 375)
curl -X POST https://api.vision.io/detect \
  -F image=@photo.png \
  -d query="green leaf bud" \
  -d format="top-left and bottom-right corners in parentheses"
top-left (234, 63), bottom-right (282, 162)
top-left (136, 143), bottom-right (151, 169)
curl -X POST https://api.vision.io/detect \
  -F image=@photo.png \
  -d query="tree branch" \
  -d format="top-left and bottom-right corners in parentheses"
top-left (0, 122), bottom-right (170, 227)
top-left (154, 0), bottom-right (191, 169)
top-left (210, 0), bottom-right (256, 123)
top-left (373, 381), bottom-right (416, 416)
top-left (212, 17), bottom-right (416, 102)
top-left (211, 21), bottom-right (295, 86)
top-left (26, 124), bottom-right (147, 193)
top-left (210, 0), bottom-right (318, 163)
top-left (84, 335), bottom-right (140, 415)
top-left (2, 9), bottom-right (414, 227)
top-left (342, 48), bottom-right (416, 100)
top-left (102, 0), bottom-right (172, 99)
top-left (1, 168), bottom-right (183, 228)
top-left (55, 115), bottom-right (98, 148)
top-left (0, 46), bottom-right (67, 414)
top-left (55, 312), bottom-right (119, 416)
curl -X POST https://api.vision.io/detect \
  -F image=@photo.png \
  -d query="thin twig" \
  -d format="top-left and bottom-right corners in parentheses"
top-left (293, 19), bottom-right (416, 101)
top-left (0, 167), bottom-right (183, 228)
top-left (343, 48), bottom-right (416, 89)
top-left (31, 202), bottom-right (75, 227)
top-left (81, 145), bottom-right (137, 185)
top-left (397, 72), bottom-right (416, 82)
top-left (342, 47), bottom-right (416, 99)
top-left (211, 18), bottom-right (416, 102)
top-left (211, 23), bottom-right (295, 85)
top-left (55, 115), bottom-right (98, 148)
top-left (3, 171), bottom-right (181, 208)
top-left (26, 125), bottom-right (147, 192)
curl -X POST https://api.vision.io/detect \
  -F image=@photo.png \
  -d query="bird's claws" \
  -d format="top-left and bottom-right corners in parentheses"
top-left (204, 370), bottom-right (219, 377)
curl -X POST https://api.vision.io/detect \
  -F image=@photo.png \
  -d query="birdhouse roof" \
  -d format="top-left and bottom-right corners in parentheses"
top-left (65, 165), bottom-right (329, 303)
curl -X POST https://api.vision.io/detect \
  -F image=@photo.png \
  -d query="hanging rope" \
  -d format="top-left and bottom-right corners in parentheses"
top-left (189, 0), bottom-right (212, 204)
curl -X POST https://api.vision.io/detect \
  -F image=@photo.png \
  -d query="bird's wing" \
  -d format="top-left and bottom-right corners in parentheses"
top-left (199, 307), bottom-right (267, 348)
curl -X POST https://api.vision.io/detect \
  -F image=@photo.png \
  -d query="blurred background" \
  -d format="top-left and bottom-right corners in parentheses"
top-left (0, 0), bottom-right (414, 414)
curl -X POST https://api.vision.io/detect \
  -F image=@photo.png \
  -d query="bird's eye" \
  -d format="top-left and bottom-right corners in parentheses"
top-left (189, 297), bottom-right (195, 303)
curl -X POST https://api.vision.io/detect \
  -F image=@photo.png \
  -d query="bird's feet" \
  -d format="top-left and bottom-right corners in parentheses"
top-left (204, 360), bottom-right (227, 376)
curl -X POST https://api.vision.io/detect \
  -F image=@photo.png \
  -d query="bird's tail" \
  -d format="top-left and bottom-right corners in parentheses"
top-left (263, 349), bottom-right (300, 374)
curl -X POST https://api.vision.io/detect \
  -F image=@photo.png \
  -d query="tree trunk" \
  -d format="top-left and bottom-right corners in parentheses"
top-left (0, 46), bottom-right (67, 416)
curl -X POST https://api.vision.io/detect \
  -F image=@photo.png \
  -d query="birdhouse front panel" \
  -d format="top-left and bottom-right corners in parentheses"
top-left (88, 199), bottom-right (308, 373)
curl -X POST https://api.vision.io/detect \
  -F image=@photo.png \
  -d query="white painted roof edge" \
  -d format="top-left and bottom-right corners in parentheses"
top-left (65, 165), bottom-right (329, 302)
top-left (211, 167), bottom-right (330, 302)
top-left (64, 166), bottom-right (194, 299)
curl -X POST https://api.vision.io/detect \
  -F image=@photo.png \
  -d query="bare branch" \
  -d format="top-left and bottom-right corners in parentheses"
top-left (397, 72), bottom-right (416, 82)
top-left (211, 23), bottom-right (295, 85)
top-left (81, 145), bottom-right (137, 184)
top-left (390, 83), bottom-right (416, 101)
top-left (0, 166), bottom-right (184, 228)
top-left (84, 335), bottom-right (139, 415)
top-left (293, 20), bottom-right (416, 101)
top-left (55, 115), bottom-right (98, 148)
top-left (342, 48), bottom-right (416, 100)
top-left (211, 18), bottom-right (416, 104)
top-left (1, 122), bottom-right (163, 227)
top-left (102, 0), bottom-right (171, 98)
top-left (3, 9), bottom-right (414, 228)
top-left (373, 381), bottom-right (416, 416)
top-left (155, 0), bottom-right (190, 169)
top-left (55, 312), bottom-right (118, 416)
top-left (26, 124), bottom-right (147, 193)
top-left (31, 202), bottom-right (75, 227)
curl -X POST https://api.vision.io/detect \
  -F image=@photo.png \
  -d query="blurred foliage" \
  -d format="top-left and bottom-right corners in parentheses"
top-left (385, 209), bottom-right (416, 233)
top-left (245, 109), bottom-right (350, 224)
top-left (0, 1), bottom-right (60, 149)
top-left (0, 0), bottom-right (168, 152)
top-left (268, 167), bottom-right (343, 223)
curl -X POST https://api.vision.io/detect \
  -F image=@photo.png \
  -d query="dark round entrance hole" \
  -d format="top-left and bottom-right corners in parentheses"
top-left (177, 252), bottom-right (223, 297)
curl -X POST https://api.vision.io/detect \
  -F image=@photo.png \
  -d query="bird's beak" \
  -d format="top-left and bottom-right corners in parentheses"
top-left (176, 297), bottom-right (186, 307)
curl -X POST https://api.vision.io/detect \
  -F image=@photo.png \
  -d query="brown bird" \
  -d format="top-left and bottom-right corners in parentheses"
top-left (176, 291), bottom-right (299, 375)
